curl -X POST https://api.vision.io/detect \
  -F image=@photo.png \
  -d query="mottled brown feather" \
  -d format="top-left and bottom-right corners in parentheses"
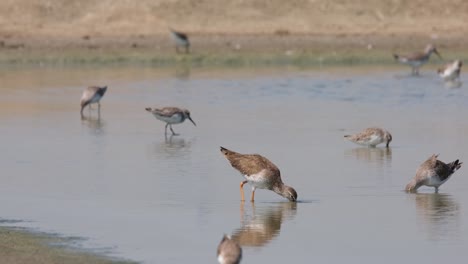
top-left (220, 147), bottom-right (280, 178)
top-left (146, 107), bottom-right (186, 117)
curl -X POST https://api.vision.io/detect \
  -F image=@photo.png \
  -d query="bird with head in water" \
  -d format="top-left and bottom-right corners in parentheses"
top-left (220, 147), bottom-right (297, 202)
top-left (80, 86), bottom-right (107, 116)
top-left (406, 154), bottom-right (462, 193)
top-left (344, 127), bottom-right (392, 148)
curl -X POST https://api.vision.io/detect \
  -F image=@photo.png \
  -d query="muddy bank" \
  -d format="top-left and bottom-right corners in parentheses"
top-left (0, 226), bottom-right (136, 264)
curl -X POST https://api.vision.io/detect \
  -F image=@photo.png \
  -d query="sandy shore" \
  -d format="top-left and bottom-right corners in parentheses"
top-left (0, 0), bottom-right (467, 65)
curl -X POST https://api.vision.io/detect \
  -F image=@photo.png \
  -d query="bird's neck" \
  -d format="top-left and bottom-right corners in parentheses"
top-left (272, 183), bottom-right (286, 196)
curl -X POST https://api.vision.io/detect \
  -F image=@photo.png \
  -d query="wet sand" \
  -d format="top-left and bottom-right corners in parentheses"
top-left (0, 226), bottom-right (135, 264)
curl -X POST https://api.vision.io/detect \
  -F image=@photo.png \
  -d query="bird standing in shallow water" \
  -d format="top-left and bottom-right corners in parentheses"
top-left (438, 59), bottom-right (462, 82)
top-left (80, 86), bottom-right (107, 116)
top-left (169, 28), bottom-right (190, 54)
top-left (393, 44), bottom-right (442, 75)
top-left (406, 154), bottom-right (462, 193)
top-left (220, 147), bottom-right (297, 202)
top-left (217, 235), bottom-right (242, 264)
top-left (145, 107), bottom-right (196, 135)
top-left (344, 127), bottom-right (392, 148)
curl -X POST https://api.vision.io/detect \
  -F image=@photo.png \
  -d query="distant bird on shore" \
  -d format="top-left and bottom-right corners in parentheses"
top-left (406, 154), bottom-right (462, 193)
top-left (80, 86), bottom-right (107, 116)
top-left (217, 235), bottom-right (242, 264)
top-left (344, 127), bottom-right (392, 148)
top-left (393, 44), bottom-right (442, 75)
top-left (220, 147), bottom-right (297, 202)
top-left (438, 59), bottom-right (462, 82)
top-left (145, 107), bottom-right (196, 135)
top-left (169, 28), bottom-right (190, 54)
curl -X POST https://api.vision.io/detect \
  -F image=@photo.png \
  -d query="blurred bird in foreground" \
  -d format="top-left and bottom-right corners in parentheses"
top-left (217, 235), bottom-right (242, 264)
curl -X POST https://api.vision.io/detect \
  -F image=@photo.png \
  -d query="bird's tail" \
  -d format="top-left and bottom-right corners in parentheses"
top-left (145, 107), bottom-right (153, 112)
top-left (449, 159), bottom-right (462, 173)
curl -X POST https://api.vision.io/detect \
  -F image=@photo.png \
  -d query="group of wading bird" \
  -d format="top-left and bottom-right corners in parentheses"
top-left (79, 36), bottom-right (463, 263)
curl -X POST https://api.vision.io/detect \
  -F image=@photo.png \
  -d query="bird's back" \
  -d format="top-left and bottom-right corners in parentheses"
top-left (220, 147), bottom-right (280, 177)
top-left (80, 86), bottom-right (106, 106)
top-left (345, 127), bottom-right (385, 145)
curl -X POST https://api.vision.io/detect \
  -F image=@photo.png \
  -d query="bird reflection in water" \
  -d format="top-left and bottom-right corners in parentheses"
top-left (230, 202), bottom-right (297, 248)
top-left (151, 135), bottom-right (193, 159)
top-left (345, 147), bottom-right (392, 166)
top-left (80, 114), bottom-right (105, 135)
top-left (412, 193), bottom-right (460, 241)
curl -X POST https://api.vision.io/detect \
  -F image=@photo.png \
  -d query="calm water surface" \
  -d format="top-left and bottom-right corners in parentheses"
top-left (1, 66), bottom-right (468, 263)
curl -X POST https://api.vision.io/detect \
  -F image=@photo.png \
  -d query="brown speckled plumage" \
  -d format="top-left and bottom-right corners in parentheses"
top-left (406, 154), bottom-right (462, 192)
top-left (220, 147), bottom-right (297, 202)
top-left (344, 127), bottom-right (392, 148)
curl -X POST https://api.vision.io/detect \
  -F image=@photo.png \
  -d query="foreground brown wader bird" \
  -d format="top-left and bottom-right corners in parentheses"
top-left (220, 147), bottom-right (297, 202)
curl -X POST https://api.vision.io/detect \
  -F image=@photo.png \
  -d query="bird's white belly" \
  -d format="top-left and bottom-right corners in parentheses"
top-left (244, 170), bottom-right (270, 189)
top-left (367, 135), bottom-right (383, 146)
top-left (440, 68), bottom-right (459, 81)
top-left (357, 134), bottom-right (382, 146)
top-left (89, 94), bottom-right (102, 104)
top-left (425, 174), bottom-right (444, 187)
top-left (154, 113), bottom-right (183, 124)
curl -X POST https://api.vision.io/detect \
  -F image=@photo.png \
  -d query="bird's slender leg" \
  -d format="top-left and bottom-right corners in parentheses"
top-left (169, 125), bottom-right (178, 136)
top-left (240, 180), bottom-right (248, 201)
top-left (165, 123), bottom-right (169, 135)
top-left (250, 187), bottom-right (256, 202)
top-left (435, 187), bottom-right (439, 193)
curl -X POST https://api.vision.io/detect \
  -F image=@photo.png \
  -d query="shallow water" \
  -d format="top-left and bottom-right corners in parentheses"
top-left (1, 65), bottom-right (468, 263)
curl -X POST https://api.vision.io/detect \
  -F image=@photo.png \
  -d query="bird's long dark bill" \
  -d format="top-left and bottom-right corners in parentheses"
top-left (435, 50), bottom-right (442, 59)
top-left (188, 116), bottom-right (196, 126)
